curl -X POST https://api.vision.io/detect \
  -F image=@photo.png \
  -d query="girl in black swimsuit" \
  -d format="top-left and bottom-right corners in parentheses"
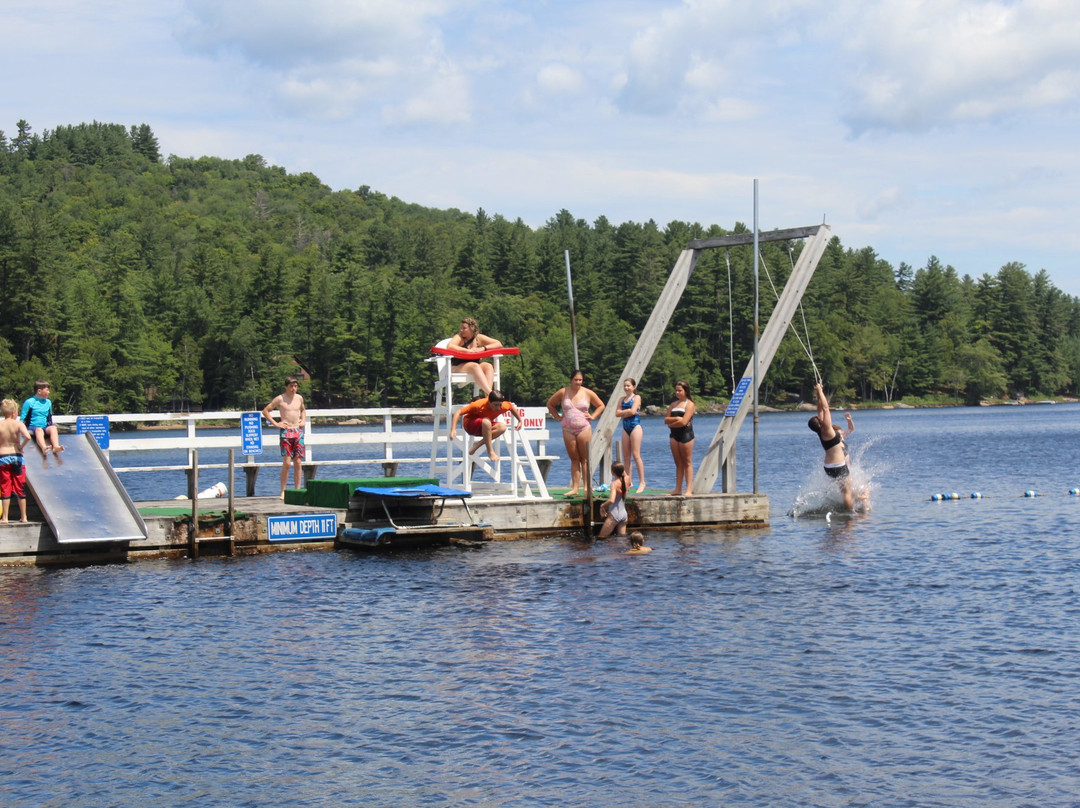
top-left (665, 380), bottom-right (696, 496)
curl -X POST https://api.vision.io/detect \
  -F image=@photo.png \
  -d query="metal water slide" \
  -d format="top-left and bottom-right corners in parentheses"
top-left (23, 432), bottom-right (148, 544)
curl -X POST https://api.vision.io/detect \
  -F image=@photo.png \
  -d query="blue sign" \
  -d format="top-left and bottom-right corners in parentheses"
top-left (76, 415), bottom-right (110, 449)
top-left (267, 513), bottom-right (338, 542)
top-left (724, 376), bottom-right (753, 417)
top-left (241, 411), bottom-right (263, 455)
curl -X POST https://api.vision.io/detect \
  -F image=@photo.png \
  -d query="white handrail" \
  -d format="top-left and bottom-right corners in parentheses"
top-left (50, 408), bottom-right (552, 476)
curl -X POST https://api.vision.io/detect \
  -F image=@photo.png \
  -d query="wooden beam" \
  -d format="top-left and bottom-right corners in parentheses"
top-left (588, 249), bottom-right (701, 475)
top-left (693, 225), bottom-right (833, 493)
top-left (688, 225), bottom-right (825, 251)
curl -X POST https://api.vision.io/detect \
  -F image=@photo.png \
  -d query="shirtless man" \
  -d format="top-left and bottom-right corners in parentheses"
top-left (807, 382), bottom-right (856, 510)
top-left (0, 398), bottom-right (32, 522)
top-left (262, 376), bottom-right (307, 498)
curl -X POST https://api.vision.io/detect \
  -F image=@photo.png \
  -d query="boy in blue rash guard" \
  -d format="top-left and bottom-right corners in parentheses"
top-left (20, 380), bottom-right (63, 454)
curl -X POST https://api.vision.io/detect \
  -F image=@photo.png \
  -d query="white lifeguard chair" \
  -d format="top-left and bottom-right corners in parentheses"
top-left (427, 339), bottom-right (548, 497)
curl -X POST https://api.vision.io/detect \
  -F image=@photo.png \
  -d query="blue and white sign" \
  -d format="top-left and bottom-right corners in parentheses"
top-left (724, 376), bottom-right (754, 417)
top-left (76, 415), bottom-right (110, 449)
top-left (241, 411), bottom-right (263, 455)
top-left (267, 513), bottom-right (338, 542)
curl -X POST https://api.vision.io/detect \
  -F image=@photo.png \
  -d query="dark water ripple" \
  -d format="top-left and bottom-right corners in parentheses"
top-left (4, 406), bottom-right (1080, 805)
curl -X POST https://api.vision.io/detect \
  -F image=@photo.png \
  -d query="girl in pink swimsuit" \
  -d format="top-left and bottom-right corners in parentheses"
top-left (546, 370), bottom-right (605, 497)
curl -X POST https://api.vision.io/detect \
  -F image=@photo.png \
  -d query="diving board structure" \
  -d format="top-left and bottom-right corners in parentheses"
top-left (24, 431), bottom-right (148, 544)
top-left (588, 224), bottom-right (833, 494)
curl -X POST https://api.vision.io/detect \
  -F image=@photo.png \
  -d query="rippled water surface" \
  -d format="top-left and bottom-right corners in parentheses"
top-left (3, 405), bottom-right (1080, 806)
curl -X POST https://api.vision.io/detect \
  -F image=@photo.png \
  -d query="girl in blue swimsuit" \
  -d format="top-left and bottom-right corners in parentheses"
top-left (617, 378), bottom-right (646, 493)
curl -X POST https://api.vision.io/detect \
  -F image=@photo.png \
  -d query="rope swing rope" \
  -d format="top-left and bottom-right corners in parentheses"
top-left (755, 243), bottom-right (822, 386)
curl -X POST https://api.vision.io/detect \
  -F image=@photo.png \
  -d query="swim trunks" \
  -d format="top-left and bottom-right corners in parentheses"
top-left (668, 408), bottom-right (694, 443)
top-left (0, 454), bottom-right (26, 499)
top-left (824, 462), bottom-right (849, 480)
top-left (619, 397), bottom-right (641, 435)
top-left (279, 428), bottom-right (305, 460)
top-left (561, 394), bottom-right (590, 437)
top-left (459, 398), bottom-right (515, 436)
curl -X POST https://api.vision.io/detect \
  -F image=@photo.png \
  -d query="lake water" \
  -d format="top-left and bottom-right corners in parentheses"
top-left (3, 404), bottom-right (1080, 806)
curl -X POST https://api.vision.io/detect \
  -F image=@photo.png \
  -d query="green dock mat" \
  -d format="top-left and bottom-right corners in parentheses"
top-left (305, 477), bottom-right (439, 509)
top-left (138, 506), bottom-right (248, 519)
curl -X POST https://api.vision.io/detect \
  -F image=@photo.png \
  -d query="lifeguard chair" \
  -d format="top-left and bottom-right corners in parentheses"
top-left (427, 340), bottom-right (548, 496)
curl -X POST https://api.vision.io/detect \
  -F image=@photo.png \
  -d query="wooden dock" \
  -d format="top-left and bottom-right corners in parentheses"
top-left (0, 488), bottom-right (768, 566)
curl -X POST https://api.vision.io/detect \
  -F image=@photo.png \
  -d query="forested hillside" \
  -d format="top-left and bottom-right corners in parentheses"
top-left (2, 120), bottom-right (1079, 415)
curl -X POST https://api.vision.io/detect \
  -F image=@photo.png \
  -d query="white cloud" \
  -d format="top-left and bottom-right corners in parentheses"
top-left (839, 0), bottom-right (1080, 132)
top-left (382, 62), bottom-right (472, 126)
top-left (536, 63), bottom-right (586, 97)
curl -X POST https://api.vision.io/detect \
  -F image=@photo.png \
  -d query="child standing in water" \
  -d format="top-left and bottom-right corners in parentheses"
top-left (598, 461), bottom-right (631, 538)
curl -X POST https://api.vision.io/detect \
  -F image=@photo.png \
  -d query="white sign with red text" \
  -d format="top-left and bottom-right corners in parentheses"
top-left (495, 406), bottom-right (547, 431)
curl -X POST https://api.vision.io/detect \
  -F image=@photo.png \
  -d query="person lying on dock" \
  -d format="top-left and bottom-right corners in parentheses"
top-left (20, 380), bottom-right (63, 455)
top-left (449, 390), bottom-right (521, 462)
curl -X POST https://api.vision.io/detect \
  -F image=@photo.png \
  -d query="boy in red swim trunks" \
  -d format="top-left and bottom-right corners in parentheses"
top-left (262, 376), bottom-right (307, 498)
top-left (448, 390), bottom-right (522, 462)
top-left (0, 398), bottom-right (32, 522)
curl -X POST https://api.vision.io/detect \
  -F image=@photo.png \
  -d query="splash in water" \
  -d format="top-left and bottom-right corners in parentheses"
top-left (789, 435), bottom-right (884, 518)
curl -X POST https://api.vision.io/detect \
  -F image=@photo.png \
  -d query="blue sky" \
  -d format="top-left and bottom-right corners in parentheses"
top-left (5, 0), bottom-right (1080, 293)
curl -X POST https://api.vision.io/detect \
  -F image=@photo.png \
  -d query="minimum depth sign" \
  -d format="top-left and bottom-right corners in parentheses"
top-left (266, 513), bottom-right (338, 542)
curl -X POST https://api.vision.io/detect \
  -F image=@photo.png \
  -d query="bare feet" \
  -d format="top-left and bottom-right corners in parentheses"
top-left (564, 489), bottom-right (579, 498)
top-left (488, 453), bottom-right (500, 463)
top-left (54, 445), bottom-right (65, 453)
top-left (636, 484), bottom-right (646, 494)
top-left (666, 490), bottom-right (681, 497)
top-left (468, 441), bottom-right (483, 455)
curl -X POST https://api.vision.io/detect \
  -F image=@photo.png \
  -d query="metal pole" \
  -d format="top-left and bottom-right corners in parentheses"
top-left (753, 180), bottom-right (760, 494)
top-left (227, 448), bottom-right (235, 541)
top-left (565, 250), bottom-right (580, 370)
top-left (190, 449), bottom-right (199, 558)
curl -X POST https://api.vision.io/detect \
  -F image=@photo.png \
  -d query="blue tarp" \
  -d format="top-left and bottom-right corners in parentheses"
top-left (353, 484), bottom-right (472, 499)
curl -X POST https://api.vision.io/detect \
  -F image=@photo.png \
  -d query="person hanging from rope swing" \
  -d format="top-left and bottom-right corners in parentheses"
top-left (807, 382), bottom-right (856, 510)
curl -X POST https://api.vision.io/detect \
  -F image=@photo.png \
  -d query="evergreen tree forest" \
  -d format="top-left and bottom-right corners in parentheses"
top-left (2, 120), bottom-right (1080, 416)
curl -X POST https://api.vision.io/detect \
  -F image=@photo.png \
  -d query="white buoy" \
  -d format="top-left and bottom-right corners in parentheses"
top-left (198, 482), bottom-right (228, 499)
top-left (970, 492), bottom-right (982, 499)
top-left (174, 481), bottom-right (228, 500)
top-left (1070, 488), bottom-right (1080, 496)
top-left (1024, 490), bottom-right (1038, 498)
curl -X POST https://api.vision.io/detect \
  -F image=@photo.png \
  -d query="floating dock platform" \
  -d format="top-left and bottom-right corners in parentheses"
top-left (0, 476), bottom-right (768, 566)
